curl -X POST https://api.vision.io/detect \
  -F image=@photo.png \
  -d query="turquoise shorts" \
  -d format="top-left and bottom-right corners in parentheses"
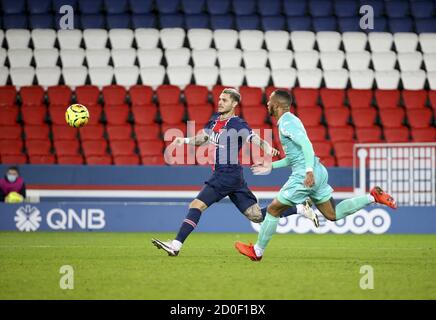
top-left (277, 163), bottom-right (333, 206)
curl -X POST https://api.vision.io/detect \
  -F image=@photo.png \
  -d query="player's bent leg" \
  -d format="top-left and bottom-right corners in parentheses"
top-left (314, 198), bottom-right (337, 221)
top-left (243, 203), bottom-right (263, 223)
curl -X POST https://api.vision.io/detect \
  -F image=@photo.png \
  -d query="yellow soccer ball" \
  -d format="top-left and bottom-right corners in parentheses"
top-left (65, 104), bottom-right (90, 128)
top-left (5, 192), bottom-right (24, 203)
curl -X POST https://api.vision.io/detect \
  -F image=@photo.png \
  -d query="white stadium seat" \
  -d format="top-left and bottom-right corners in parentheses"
top-left (213, 30), bottom-right (238, 50)
top-left (320, 51), bottom-right (345, 70)
top-left (83, 29), bottom-right (108, 49)
top-left (243, 50), bottom-right (268, 68)
top-left (217, 49), bottom-right (242, 68)
top-left (245, 68), bottom-right (271, 87)
top-left (89, 66), bottom-right (114, 88)
top-left (393, 33), bottom-right (418, 53)
top-left (167, 65), bottom-right (193, 88)
top-left (323, 69), bottom-right (349, 89)
top-left (375, 70), bottom-right (401, 89)
top-left (401, 70), bottom-right (426, 90)
top-left (57, 29), bottom-right (82, 49)
top-left (187, 29), bottom-right (213, 50)
top-left (0, 48), bottom-right (7, 66)
top-left (239, 30), bottom-right (264, 51)
top-left (371, 52), bottom-right (397, 71)
top-left (34, 48), bottom-right (59, 67)
top-left (135, 28), bottom-right (160, 49)
top-left (192, 48), bottom-right (217, 67)
top-left (140, 66), bottom-right (165, 89)
top-left (114, 66), bottom-right (139, 88)
top-left (6, 29), bottom-right (30, 49)
top-left (85, 49), bottom-right (110, 67)
top-left (137, 48), bottom-right (162, 67)
top-left (60, 49), bottom-right (85, 67)
top-left (62, 67), bottom-right (88, 87)
top-left (297, 69), bottom-right (323, 88)
top-left (290, 31), bottom-right (316, 51)
top-left (268, 50), bottom-right (293, 70)
top-left (0, 30), bottom-right (4, 47)
top-left (342, 32), bottom-right (367, 52)
top-left (349, 70), bottom-right (374, 89)
top-left (427, 71), bottom-right (436, 90)
top-left (368, 32), bottom-right (393, 52)
top-left (36, 66), bottom-right (61, 88)
top-left (220, 67), bottom-right (245, 87)
top-left (419, 33), bottom-right (436, 54)
top-left (345, 51), bottom-right (371, 71)
top-left (316, 31), bottom-right (341, 52)
top-left (398, 52), bottom-right (423, 71)
top-left (424, 53), bottom-right (436, 72)
top-left (160, 28), bottom-right (186, 49)
top-left (165, 48), bottom-right (191, 67)
top-left (0, 67), bottom-right (8, 85)
top-left (109, 29), bottom-right (134, 49)
top-left (31, 29), bottom-right (56, 49)
top-left (271, 68), bottom-right (297, 88)
top-left (111, 48), bottom-right (136, 67)
top-left (7, 49), bottom-right (32, 68)
top-left (264, 31), bottom-right (289, 52)
top-left (10, 67), bottom-right (35, 87)
top-left (194, 66), bottom-right (219, 89)
top-left (294, 51), bottom-right (319, 70)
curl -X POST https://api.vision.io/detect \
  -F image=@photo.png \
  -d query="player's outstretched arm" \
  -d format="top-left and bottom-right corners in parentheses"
top-left (173, 131), bottom-right (209, 146)
top-left (250, 134), bottom-right (280, 157)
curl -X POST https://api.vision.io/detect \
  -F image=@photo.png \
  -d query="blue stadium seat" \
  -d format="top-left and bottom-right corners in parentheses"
top-left (53, 0), bottom-right (78, 11)
top-left (385, 0), bottom-right (410, 18)
top-left (359, 0), bottom-right (384, 17)
top-left (369, 17), bottom-right (387, 32)
top-left (104, 0), bottom-right (128, 14)
top-left (313, 17), bottom-right (336, 32)
top-left (27, 0), bottom-right (51, 14)
top-left (261, 15), bottom-right (286, 31)
top-left (30, 14), bottom-right (55, 29)
top-left (235, 14), bottom-right (260, 30)
top-left (1, 0), bottom-right (25, 14)
top-left (283, 0), bottom-right (307, 16)
top-left (338, 17), bottom-right (361, 32)
top-left (156, 0), bottom-right (180, 13)
top-left (309, 0), bottom-right (333, 17)
top-left (389, 17), bottom-right (413, 33)
top-left (131, 13), bottom-right (157, 28)
top-left (159, 13), bottom-right (184, 28)
top-left (182, 0), bottom-right (205, 14)
top-left (411, 0), bottom-right (434, 18)
top-left (232, 0), bottom-right (256, 15)
top-left (185, 14), bottom-right (209, 29)
top-left (81, 14), bottom-right (106, 29)
top-left (210, 14), bottom-right (234, 29)
top-left (78, 0), bottom-right (103, 13)
top-left (207, 0), bottom-right (230, 14)
top-left (415, 18), bottom-right (436, 33)
top-left (257, 0), bottom-right (281, 16)
top-left (129, 0), bottom-right (153, 13)
top-left (287, 16), bottom-right (311, 31)
top-left (107, 13), bottom-right (131, 28)
top-left (334, 0), bottom-right (358, 17)
top-left (3, 14), bottom-right (28, 28)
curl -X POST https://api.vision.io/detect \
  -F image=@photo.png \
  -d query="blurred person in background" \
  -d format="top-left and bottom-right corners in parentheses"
top-left (0, 166), bottom-right (26, 203)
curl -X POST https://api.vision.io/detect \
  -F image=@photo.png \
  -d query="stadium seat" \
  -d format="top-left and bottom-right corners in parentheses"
top-left (140, 66), bottom-right (166, 89)
top-left (394, 33), bottom-right (419, 53)
top-left (375, 89), bottom-right (400, 109)
top-left (105, 105), bottom-right (130, 125)
top-left (138, 140), bottom-right (164, 156)
top-left (85, 49), bottom-right (110, 67)
top-left (243, 50), bottom-right (268, 68)
top-left (242, 106), bottom-right (267, 126)
top-left (261, 16), bottom-right (286, 31)
top-left (192, 49), bottom-right (217, 67)
top-left (110, 140), bottom-right (136, 156)
top-left (239, 86), bottom-right (263, 106)
top-left (26, 140), bottom-right (52, 156)
top-left (297, 106), bottom-right (322, 127)
top-left (338, 18), bottom-right (361, 33)
top-left (111, 49), bottom-right (136, 67)
top-left (57, 29), bottom-right (82, 49)
top-left (411, 127), bottom-right (436, 142)
top-left (102, 85), bottom-right (127, 106)
top-left (333, 141), bottom-right (354, 162)
top-left (159, 104), bottom-right (185, 124)
top-left (60, 49), bottom-right (86, 67)
top-left (137, 49), bottom-right (162, 67)
top-left (345, 51), bottom-right (371, 71)
top-left (157, 85), bottom-right (181, 105)
top-left (31, 29), bottom-right (56, 49)
top-left (86, 155), bottom-right (113, 165)
top-left (429, 90), bottom-right (436, 110)
top-left (185, 14), bottom-right (209, 29)
top-left (316, 31), bottom-right (341, 52)
top-left (113, 155), bottom-right (140, 165)
top-left (21, 105), bottom-right (47, 125)
top-left (218, 49), bottom-right (242, 68)
top-left (402, 71), bottom-right (427, 90)
top-left (134, 124), bottom-right (161, 141)
top-left (0, 107), bottom-right (19, 125)
top-left (131, 13), bottom-right (156, 29)
top-left (134, 28), bottom-right (159, 49)
top-left (167, 65), bottom-right (192, 90)
top-left (419, 33), bottom-right (436, 54)
top-left (309, 0), bottom-right (334, 17)
top-left (78, 0), bottom-right (102, 13)
top-left (385, 0), bottom-right (409, 18)
top-left (28, 155), bottom-right (56, 164)
top-left (372, 52), bottom-right (397, 71)
top-left (245, 68), bottom-right (271, 88)
top-left (187, 29), bottom-right (213, 50)
top-left (160, 28), bottom-right (185, 50)
top-left (351, 108), bottom-right (377, 128)
top-left (187, 104), bottom-right (214, 124)
top-left (79, 125), bottom-right (105, 141)
top-left (235, 15), bottom-right (260, 31)
top-left (141, 155), bottom-right (165, 165)
top-left (36, 67), bottom-right (62, 88)
top-left (271, 68), bottom-right (297, 88)
top-left (389, 17), bottom-right (413, 33)
top-left (424, 53), bottom-right (436, 72)
top-left (407, 109), bottom-right (433, 128)
top-left (320, 88), bottom-right (345, 108)
top-left (379, 108), bottom-right (405, 128)
top-left (165, 48), bottom-right (191, 67)
top-left (368, 33), bottom-right (393, 52)
top-left (82, 140), bottom-right (108, 157)
top-left (47, 85), bottom-right (72, 107)
top-left (76, 85), bottom-right (100, 106)
top-left (297, 69), bottom-right (323, 88)
top-left (283, 0), bottom-right (307, 16)
top-left (323, 70), bottom-right (349, 89)
top-left (5, 29), bottom-right (30, 49)
top-left (24, 125), bottom-right (49, 140)
top-left (312, 141), bottom-right (332, 160)
top-left (83, 29), bottom-right (108, 49)
top-left (402, 90), bottom-right (427, 110)
top-left (184, 85), bottom-right (209, 105)
top-left (398, 52), bottom-right (423, 72)
top-left (156, 0), bottom-right (180, 13)
top-left (328, 125), bottom-right (354, 142)
top-left (293, 88), bottom-right (319, 107)
top-left (106, 14), bottom-right (131, 29)
top-left (54, 140), bottom-right (81, 156)
top-left (384, 127), bottom-right (410, 142)
top-left (0, 126), bottom-right (21, 140)
top-left (355, 126), bottom-right (382, 143)
top-left (349, 70), bottom-right (374, 89)
top-left (220, 67), bottom-right (245, 87)
top-left (213, 30), bottom-right (238, 50)
top-left (193, 66), bottom-right (219, 89)
top-left (313, 16), bottom-right (337, 32)
top-left (34, 49), bottom-right (59, 68)
top-left (3, 14), bottom-right (28, 29)
top-left (129, 85), bottom-right (154, 105)
top-left (286, 16), bottom-right (311, 32)
top-left (347, 89), bottom-right (373, 109)
top-left (161, 123), bottom-right (187, 136)
top-left (80, 14), bottom-right (106, 29)
top-left (294, 50), bottom-right (319, 69)
top-left (0, 86), bottom-right (17, 107)
top-left (264, 31), bottom-right (289, 52)
top-left (57, 155), bottom-right (84, 165)
top-left (8, 49), bottom-right (32, 68)
top-left (48, 106), bottom-right (68, 125)
top-left (89, 67), bottom-right (114, 88)
top-left (0, 140), bottom-right (23, 156)
top-left (306, 125), bottom-right (327, 142)
top-left (1, 154), bottom-right (27, 164)
top-left (107, 125), bottom-right (132, 141)
top-left (131, 104), bottom-right (158, 125)
top-left (324, 107), bottom-right (350, 127)
top-left (342, 32), bottom-right (367, 52)
top-left (210, 14), bottom-right (234, 30)
top-left (52, 125), bottom-right (78, 141)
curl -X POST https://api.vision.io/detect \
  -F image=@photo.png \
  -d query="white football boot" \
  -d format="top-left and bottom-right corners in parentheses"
top-left (302, 199), bottom-right (319, 228)
top-left (151, 238), bottom-right (179, 256)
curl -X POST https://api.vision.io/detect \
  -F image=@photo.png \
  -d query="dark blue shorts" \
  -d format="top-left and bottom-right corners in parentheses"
top-left (196, 166), bottom-right (257, 213)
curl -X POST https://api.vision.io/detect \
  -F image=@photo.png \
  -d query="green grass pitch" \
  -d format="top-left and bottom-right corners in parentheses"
top-left (1, 232), bottom-right (435, 300)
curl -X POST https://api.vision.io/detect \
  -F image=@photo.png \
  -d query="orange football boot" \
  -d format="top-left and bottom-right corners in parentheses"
top-left (370, 186), bottom-right (397, 209)
top-left (234, 241), bottom-right (262, 261)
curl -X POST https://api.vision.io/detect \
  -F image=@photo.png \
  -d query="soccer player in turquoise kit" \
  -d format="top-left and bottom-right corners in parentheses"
top-left (235, 89), bottom-right (397, 261)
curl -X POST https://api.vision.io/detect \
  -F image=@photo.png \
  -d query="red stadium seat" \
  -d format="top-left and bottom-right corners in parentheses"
top-left (129, 85), bottom-right (154, 105)
top-left (1, 154), bottom-right (27, 164)
top-left (104, 105), bottom-right (130, 125)
top-left (54, 140), bottom-right (81, 156)
top-left (297, 106), bottom-right (322, 127)
top-left (24, 125), bottom-right (50, 140)
top-left (187, 104), bottom-right (214, 124)
top-left (160, 104), bottom-right (185, 124)
top-left (52, 125), bottom-right (78, 140)
top-left (107, 125), bottom-right (132, 141)
top-left (113, 155), bottom-right (140, 165)
top-left (20, 86), bottom-right (45, 106)
top-left (351, 108), bottom-right (377, 128)
top-left (336, 157), bottom-right (353, 167)
top-left (103, 85), bottom-right (127, 106)
top-left (82, 140), bottom-right (108, 157)
top-left (411, 127), bottom-right (436, 142)
top-left (242, 105), bottom-right (267, 126)
top-left (47, 86), bottom-right (72, 106)
top-left (0, 126), bottom-right (21, 140)
top-left (429, 90), bottom-right (436, 111)
top-left (0, 86), bottom-right (17, 107)
top-left (161, 123), bottom-right (187, 137)
top-left (57, 155), bottom-right (84, 165)
top-left (184, 85), bottom-right (209, 106)
top-left (375, 90), bottom-right (400, 109)
top-left (320, 88), bottom-right (345, 108)
top-left (29, 155), bottom-right (56, 164)
top-left (86, 105), bottom-right (103, 125)
top-left (156, 85), bottom-right (181, 105)
top-left (293, 88), bottom-right (319, 107)
top-left (312, 141), bottom-right (332, 158)
top-left (379, 108), bottom-right (405, 128)
top-left (239, 86), bottom-right (263, 106)
top-left (355, 126), bottom-right (382, 143)
top-left (26, 140), bottom-right (52, 156)
top-left (407, 108), bottom-right (433, 128)
top-left (329, 126), bottom-right (354, 143)
top-left (265, 86), bottom-right (279, 100)
top-left (131, 104), bottom-right (158, 125)
top-left (21, 106), bottom-right (47, 125)
top-left (402, 90), bottom-right (427, 110)
top-left (333, 141), bottom-right (354, 159)
top-left (320, 156), bottom-right (336, 167)
top-left (306, 125), bottom-right (327, 142)
top-left (0, 107), bottom-right (18, 125)
top-left (384, 127), bottom-right (410, 142)
top-left (212, 85), bottom-right (227, 105)
top-left (324, 107), bottom-right (350, 127)
top-left (0, 140), bottom-right (23, 155)
top-left (49, 106), bottom-right (70, 125)
top-left (134, 124), bottom-right (161, 141)
top-left (347, 89), bottom-right (373, 109)
top-left (141, 155), bottom-right (166, 165)
top-left (138, 140), bottom-right (164, 156)
top-left (86, 155), bottom-right (112, 165)
top-left (110, 140), bottom-right (136, 156)
top-left (76, 85), bottom-right (100, 106)
top-left (79, 125), bottom-right (105, 141)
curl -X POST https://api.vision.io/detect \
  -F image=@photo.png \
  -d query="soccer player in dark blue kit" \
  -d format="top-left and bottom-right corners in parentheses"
top-left (152, 88), bottom-right (317, 256)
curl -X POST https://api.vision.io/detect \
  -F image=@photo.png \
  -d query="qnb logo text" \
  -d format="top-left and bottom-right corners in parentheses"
top-left (251, 209), bottom-right (391, 234)
top-left (47, 208), bottom-right (106, 230)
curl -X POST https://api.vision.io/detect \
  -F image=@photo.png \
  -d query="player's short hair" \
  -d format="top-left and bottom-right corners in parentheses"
top-left (272, 89), bottom-right (293, 108)
top-left (222, 88), bottom-right (241, 104)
